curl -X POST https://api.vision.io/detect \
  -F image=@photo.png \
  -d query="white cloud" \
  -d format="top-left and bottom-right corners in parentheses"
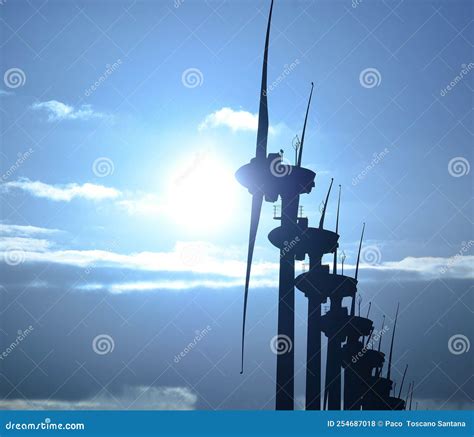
top-left (116, 193), bottom-right (164, 216)
top-left (345, 255), bottom-right (474, 280)
top-left (0, 241), bottom-right (277, 281)
top-left (77, 277), bottom-right (277, 293)
top-left (0, 223), bottom-right (60, 236)
top-left (0, 237), bottom-right (51, 252)
top-left (199, 107), bottom-right (280, 134)
top-left (0, 386), bottom-right (197, 410)
top-left (2, 179), bottom-right (120, 202)
top-left (0, 89), bottom-right (13, 96)
top-left (31, 100), bottom-right (105, 121)
top-left (2, 178), bottom-right (162, 212)
top-left (1, 223), bottom-right (471, 291)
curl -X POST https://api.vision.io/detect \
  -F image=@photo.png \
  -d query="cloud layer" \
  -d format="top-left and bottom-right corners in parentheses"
top-left (1, 223), bottom-right (472, 293)
top-left (31, 100), bottom-right (105, 121)
top-left (2, 179), bottom-right (120, 202)
top-left (199, 107), bottom-right (280, 134)
top-left (0, 386), bottom-right (197, 410)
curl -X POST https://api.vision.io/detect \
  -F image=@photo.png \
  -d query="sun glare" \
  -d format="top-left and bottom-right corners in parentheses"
top-left (165, 152), bottom-right (240, 232)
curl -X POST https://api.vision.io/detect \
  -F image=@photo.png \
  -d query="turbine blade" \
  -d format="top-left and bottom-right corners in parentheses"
top-left (255, 0), bottom-right (274, 159)
top-left (297, 82), bottom-right (314, 166)
top-left (240, 193), bottom-right (263, 373)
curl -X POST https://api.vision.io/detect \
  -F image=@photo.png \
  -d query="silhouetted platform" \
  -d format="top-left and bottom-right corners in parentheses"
top-left (295, 272), bottom-right (356, 301)
top-left (322, 311), bottom-right (373, 338)
top-left (268, 224), bottom-right (338, 259)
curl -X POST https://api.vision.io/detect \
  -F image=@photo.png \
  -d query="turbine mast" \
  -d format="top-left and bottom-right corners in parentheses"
top-left (297, 82), bottom-right (314, 167)
top-left (319, 178), bottom-right (334, 229)
top-left (378, 315), bottom-right (386, 352)
top-left (386, 303), bottom-right (400, 381)
top-left (398, 364), bottom-right (408, 398)
top-left (409, 382), bottom-right (415, 410)
top-left (333, 185), bottom-right (341, 274)
top-left (351, 223), bottom-right (365, 316)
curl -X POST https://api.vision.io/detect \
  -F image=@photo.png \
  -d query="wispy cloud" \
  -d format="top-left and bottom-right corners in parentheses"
top-left (2, 179), bottom-right (120, 202)
top-left (0, 240), bottom-right (277, 280)
top-left (344, 255), bottom-right (474, 280)
top-left (116, 193), bottom-right (164, 216)
top-left (1, 224), bottom-right (472, 292)
top-left (0, 237), bottom-right (52, 252)
top-left (31, 100), bottom-right (105, 121)
top-left (0, 386), bottom-right (197, 410)
top-left (0, 223), bottom-right (60, 236)
top-left (199, 107), bottom-right (280, 134)
top-left (77, 278), bottom-right (277, 293)
top-left (366, 256), bottom-right (474, 279)
top-left (2, 179), bottom-right (177, 216)
top-left (1, 224), bottom-right (471, 292)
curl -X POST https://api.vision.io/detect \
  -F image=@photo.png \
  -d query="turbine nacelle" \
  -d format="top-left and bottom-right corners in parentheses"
top-left (235, 154), bottom-right (315, 202)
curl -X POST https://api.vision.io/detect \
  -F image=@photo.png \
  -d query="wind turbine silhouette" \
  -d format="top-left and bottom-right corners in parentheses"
top-left (235, 0), bottom-right (316, 410)
top-left (234, 0), bottom-right (415, 412)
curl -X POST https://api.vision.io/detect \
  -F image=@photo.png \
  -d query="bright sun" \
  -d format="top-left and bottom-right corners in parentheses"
top-left (165, 151), bottom-right (239, 232)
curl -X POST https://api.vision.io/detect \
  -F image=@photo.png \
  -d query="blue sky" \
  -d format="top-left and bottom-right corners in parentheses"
top-left (0, 0), bottom-right (472, 410)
